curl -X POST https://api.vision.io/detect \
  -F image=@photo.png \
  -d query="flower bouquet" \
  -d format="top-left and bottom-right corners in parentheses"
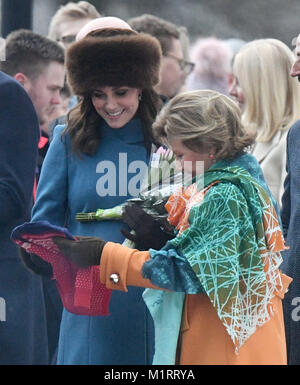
top-left (76, 147), bottom-right (189, 246)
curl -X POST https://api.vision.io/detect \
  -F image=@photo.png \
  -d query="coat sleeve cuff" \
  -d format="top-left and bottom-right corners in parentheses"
top-left (99, 242), bottom-right (160, 292)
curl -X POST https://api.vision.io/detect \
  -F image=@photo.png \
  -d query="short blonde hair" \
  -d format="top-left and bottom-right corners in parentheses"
top-left (233, 38), bottom-right (300, 142)
top-left (48, 1), bottom-right (101, 41)
top-left (153, 89), bottom-right (255, 161)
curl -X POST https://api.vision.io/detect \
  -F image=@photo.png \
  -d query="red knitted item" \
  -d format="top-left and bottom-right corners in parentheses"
top-left (12, 224), bottom-right (111, 316)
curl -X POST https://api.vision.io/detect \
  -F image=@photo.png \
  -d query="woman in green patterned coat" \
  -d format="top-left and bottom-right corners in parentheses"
top-left (53, 90), bottom-right (292, 364)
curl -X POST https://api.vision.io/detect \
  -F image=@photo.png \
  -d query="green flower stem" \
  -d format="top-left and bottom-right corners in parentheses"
top-left (76, 204), bottom-right (124, 222)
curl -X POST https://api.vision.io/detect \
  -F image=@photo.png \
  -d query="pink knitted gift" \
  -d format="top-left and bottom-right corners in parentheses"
top-left (11, 221), bottom-right (111, 316)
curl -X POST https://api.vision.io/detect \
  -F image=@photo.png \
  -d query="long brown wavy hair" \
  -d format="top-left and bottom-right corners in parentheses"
top-left (62, 88), bottom-right (162, 157)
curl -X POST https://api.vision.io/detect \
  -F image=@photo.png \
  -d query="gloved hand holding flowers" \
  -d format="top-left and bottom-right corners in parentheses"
top-left (76, 146), bottom-right (185, 250)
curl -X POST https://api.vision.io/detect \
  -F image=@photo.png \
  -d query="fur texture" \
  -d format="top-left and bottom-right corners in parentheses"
top-left (66, 31), bottom-right (162, 95)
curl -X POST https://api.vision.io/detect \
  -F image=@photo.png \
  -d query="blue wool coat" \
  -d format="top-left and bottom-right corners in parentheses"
top-left (0, 71), bottom-right (48, 364)
top-left (281, 119), bottom-right (300, 365)
top-left (31, 119), bottom-right (155, 364)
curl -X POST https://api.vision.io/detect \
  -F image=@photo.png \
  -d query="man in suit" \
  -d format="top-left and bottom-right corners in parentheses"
top-left (0, 71), bottom-right (48, 364)
top-left (0, 29), bottom-right (65, 364)
top-left (280, 32), bottom-right (300, 365)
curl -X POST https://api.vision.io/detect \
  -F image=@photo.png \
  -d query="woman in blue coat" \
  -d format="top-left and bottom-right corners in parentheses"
top-left (27, 17), bottom-right (162, 364)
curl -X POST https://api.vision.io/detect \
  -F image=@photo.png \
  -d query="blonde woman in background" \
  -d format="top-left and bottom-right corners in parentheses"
top-left (229, 38), bottom-right (300, 206)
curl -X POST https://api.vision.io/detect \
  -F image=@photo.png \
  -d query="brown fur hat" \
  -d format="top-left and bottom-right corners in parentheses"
top-left (66, 28), bottom-right (162, 95)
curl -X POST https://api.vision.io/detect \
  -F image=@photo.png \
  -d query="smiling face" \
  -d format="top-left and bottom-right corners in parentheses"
top-left (169, 138), bottom-right (215, 177)
top-left (91, 86), bottom-right (141, 128)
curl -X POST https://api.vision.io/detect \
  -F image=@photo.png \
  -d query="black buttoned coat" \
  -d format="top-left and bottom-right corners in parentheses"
top-left (0, 71), bottom-right (48, 364)
top-left (281, 119), bottom-right (300, 365)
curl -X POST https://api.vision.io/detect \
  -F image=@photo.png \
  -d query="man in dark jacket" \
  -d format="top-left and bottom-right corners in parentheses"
top-left (0, 71), bottom-right (48, 364)
top-left (0, 29), bottom-right (65, 186)
top-left (280, 32), bottom-right (300, 365)
top-left (0, 29), bottom-right (65, 364)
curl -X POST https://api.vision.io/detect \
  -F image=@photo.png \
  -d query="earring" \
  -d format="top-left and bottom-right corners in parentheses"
top-left (138, 94), bottom-right (142, 101)
top-left (209, 153), bottom-right (215, 162)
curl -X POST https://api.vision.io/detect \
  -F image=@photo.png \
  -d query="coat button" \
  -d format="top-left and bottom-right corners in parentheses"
top-left (110, 273), bottom-right (119, 284)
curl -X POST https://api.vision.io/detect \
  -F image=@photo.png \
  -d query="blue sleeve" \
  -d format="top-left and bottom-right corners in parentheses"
top-left (142, 241), bottom-right (205, 294)
top-left (31, 125), bottom-right (69, 226)
top-left (0, 74), bottom-right (39, 224)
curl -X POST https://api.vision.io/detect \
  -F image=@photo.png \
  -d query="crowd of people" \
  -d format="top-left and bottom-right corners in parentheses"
top-left (1, 0), bottom-right (300, 366)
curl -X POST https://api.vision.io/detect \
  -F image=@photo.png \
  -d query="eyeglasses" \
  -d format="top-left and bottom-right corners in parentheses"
top-left (57, 35), bottom-right (76, 46)
top-left (165, 53), bottom-right (195, 75)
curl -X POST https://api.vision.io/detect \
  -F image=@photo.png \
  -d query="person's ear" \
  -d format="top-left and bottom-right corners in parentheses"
top-left (14, 72), bottom-right (30, 88)
top-left (208, 146), bottom-right (217, 160)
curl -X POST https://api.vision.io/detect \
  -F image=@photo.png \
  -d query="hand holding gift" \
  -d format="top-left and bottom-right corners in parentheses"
top-left (53, 236), bottom-right (106, 268)
top-left (11, 221), bottom-right (111, 316)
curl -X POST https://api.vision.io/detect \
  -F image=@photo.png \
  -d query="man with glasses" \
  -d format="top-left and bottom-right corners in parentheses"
top-left (48, 1), bottom-right (101, 49)
top-left (128, 14), bottom-right (194, 100)
top-left (47, 2), bottom-right (102, 135)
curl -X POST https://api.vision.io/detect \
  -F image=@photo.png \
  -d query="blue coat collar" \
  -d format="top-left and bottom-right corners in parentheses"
top-left (99, 117), bottom-right (144, 144)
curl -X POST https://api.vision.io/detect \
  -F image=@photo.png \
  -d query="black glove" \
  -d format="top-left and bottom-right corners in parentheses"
top-left (52, 236), bottom-right (106, 268)
top-left (121, 204), bottom-right (175, 251)
top-left (19, 247), bottom-right (53, 278)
